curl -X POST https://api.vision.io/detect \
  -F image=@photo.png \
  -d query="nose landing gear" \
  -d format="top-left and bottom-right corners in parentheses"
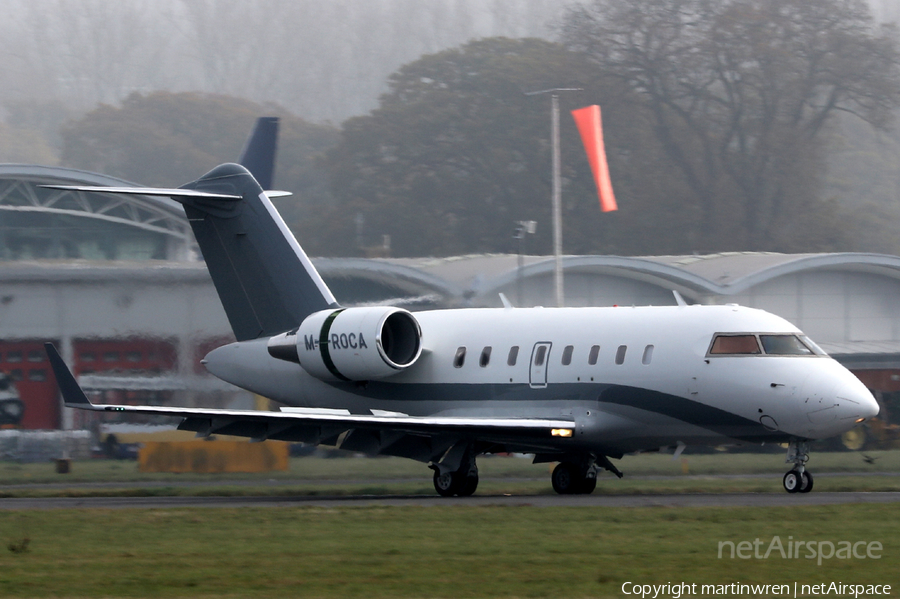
top-left (783, 440), bottom-right (814, 494)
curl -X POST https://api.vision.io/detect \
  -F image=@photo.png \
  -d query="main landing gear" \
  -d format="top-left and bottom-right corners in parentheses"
top-left (551, 462), bottom-right (597, 494)
top-left (431, 453), bottom-right (478, 497)
top-left (550, 455), bottom-right (622, 495)
top-left (783, 439), bottom-right (814, 494)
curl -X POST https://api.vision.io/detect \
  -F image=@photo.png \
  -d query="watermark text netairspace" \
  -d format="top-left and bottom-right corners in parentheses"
top-left (718, 536), bottom-right (882, 566)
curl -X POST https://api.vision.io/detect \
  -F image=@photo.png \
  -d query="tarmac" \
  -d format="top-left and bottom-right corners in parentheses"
top-left (2, 491), bottom-right (899, 510)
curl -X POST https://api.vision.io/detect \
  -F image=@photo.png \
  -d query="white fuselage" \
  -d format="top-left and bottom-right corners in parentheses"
top-left (205, 304), bottom-right (879, 455)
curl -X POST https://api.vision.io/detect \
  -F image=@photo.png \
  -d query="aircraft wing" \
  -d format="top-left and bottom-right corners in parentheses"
top-left (46, 344), bottom-right (575, 455)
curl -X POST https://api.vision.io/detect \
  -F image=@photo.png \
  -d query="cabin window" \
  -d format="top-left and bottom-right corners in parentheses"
top-left (709, 335), bottom-right (761, 355)
top-left (760, 335), bottom-right (813, 356)
top-left (454, 346), bottom-right (466, 368)
top-left (534, 345), bottom-right (547, 367)
top-left (479, 346), bottom-right (492, 367)
top-left (642, 345), bottom-right (654, 365)
top-left (615, 345), bottom-right (627, 365)
top-left (561, 345), bottom-right (574, 366)
top-left (588, 345), bottom-right (600, 365)
top-left (507, 346), bottom-right (519, 366)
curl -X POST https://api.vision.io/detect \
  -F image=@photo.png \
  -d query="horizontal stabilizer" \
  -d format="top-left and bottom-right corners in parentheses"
top-left (42, 184), bottom-right (289, 200)
top-left (40, 184), bottom-right (241, 201)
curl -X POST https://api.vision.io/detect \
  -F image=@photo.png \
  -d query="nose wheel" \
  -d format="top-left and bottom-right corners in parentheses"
top-left (783, 440), bottom-right (814, 494)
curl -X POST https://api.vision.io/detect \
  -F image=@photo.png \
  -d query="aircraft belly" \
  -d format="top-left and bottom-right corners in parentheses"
top-left (309, 379), bottom-right (786, 453)
top-left (587, 403), bottom-right (765, 453)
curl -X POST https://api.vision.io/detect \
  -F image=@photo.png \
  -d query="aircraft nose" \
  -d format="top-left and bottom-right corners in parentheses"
top-left (835, 380), bottom-right (880, 421)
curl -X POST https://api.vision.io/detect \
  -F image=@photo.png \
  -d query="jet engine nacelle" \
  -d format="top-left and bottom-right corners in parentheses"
top-left (269, 307), bottom-right (423, 382)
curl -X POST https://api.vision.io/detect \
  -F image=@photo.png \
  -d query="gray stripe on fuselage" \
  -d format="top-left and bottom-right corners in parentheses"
top-left (315, 381), bottom-right (787, 445)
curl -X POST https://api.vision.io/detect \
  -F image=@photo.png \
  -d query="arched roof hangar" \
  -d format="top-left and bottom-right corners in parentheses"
top-left (0, 165), bottom-right (196, 262)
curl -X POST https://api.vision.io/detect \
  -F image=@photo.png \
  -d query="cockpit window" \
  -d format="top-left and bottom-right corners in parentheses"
top-left (800, 336), bottom-right (827, 356)
top-left (709, 335), bottom-right (761, 355)
top-left (708, 333), bottom-right (824, 357)
top-left (759, 335), bottom-right (813, 356)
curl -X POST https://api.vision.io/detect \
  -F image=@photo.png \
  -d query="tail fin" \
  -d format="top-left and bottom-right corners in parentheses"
top-left (42, 164), bottom-right (338, 341)
top-left (179, 163), bottom-right (338, 340)
top-left (239, 117), bottom-right (278, 190)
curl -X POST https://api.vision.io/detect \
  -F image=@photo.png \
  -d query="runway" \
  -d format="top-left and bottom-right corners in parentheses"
top-left (2, 491), bottom-right (899, 510)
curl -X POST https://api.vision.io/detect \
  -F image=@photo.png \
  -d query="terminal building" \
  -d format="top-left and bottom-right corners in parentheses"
top-left (1, 164), bottom-right (899, 444)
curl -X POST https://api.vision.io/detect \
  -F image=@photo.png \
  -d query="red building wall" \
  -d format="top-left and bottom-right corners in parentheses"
top-left (0, 340), bottom-right (59, 429)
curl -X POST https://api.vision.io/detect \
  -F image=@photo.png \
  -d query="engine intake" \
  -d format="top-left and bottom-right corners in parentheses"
top-left (268, 307), bottom-right (423, 382)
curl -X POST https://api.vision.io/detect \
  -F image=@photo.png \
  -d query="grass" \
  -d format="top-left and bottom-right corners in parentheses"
top-left (1, 450), bottom-right (899, 497)
top-left (0, 504), bottom-right (896, 598)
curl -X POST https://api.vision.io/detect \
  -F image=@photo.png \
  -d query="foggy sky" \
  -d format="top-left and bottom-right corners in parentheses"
top-left (0, 0), bottom-right (563, 124)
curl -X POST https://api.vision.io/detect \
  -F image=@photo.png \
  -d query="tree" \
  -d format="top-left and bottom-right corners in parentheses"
top-left (59, 92), bottom-right (339, 218)
top-left (0, 121), bottom-right (59, 165)
top-left (561, 0), bottom-right (900, 252)
top-left (318, 38), bottom-right (666, 257)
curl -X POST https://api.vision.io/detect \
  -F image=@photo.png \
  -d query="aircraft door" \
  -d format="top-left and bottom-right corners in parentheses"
top-left (529, 342), bottom-right (552, 389)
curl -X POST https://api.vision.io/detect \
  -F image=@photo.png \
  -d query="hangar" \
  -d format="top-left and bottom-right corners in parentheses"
top-left (1, 165), bottom-right (898, 438)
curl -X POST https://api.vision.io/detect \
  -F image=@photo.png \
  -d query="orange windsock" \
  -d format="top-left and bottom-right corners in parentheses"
top-left (571, 105), bottom-right (618, 212)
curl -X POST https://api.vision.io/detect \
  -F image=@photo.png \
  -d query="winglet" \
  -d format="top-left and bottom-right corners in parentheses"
top-left (239, 116), bottom-right (279, 190)
top-left (44, 343), bottom-right (97, 409)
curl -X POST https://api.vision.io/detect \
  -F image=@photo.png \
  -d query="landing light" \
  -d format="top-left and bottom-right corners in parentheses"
top-left (551, 428), bottom-right (573, 438)
top-left (855, 418), bottom-right (866, 424)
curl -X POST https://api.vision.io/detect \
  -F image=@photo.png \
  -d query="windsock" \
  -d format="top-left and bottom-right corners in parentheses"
top-left (571, 105), bottom-right (618, 212)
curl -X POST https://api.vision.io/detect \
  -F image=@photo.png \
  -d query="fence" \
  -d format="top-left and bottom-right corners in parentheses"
top-left (0, 430), bottom-right (92, 462)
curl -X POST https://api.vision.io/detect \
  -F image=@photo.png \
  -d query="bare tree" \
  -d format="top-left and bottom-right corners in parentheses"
top-left (14, 0), bottom-right (179, 109)
top-left (0, 0), bottom-right (566, 124)
top-left (562, 0), bottom-right (900, 251)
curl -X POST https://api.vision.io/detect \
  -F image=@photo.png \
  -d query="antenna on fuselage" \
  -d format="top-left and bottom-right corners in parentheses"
top-left (672, 290), bottom-right (688, 307)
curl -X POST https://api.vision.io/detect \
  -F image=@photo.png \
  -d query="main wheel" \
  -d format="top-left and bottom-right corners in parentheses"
top-left (580, 475), bottom-right (597, 495)
top-left (457, 473), bottom-right (479, 497)
top-left (552, 463), bottom-right (582, 494)
top-left (433, 470), bottom-right (462, 497)
top-left (783, 469), bottom-right (802, 494)
top-left (798, 470), bottom-right (814, 494)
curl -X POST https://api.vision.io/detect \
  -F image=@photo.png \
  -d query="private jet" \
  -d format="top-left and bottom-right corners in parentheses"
top-left (44, 123), bottom-right (879, 496)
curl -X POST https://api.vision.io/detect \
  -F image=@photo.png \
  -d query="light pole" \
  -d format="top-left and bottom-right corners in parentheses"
top-left (513, 220), bottom-right (537, 306)
top-left (525, 88), bottom-right (582, 307)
